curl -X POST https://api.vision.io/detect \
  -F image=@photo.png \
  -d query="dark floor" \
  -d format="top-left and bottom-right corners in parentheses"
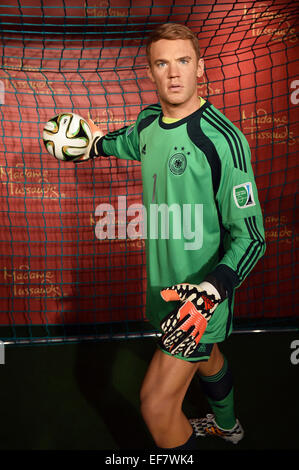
top-left (0, 331), bottom-right (298, 457)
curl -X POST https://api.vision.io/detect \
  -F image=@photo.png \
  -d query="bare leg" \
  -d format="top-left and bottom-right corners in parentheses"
top-left (140, 344), bottom-right (223, 448)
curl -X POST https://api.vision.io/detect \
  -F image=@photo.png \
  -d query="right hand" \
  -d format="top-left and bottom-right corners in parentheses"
top-left (73, 118), bottom-right (103, 163)
top-left (87, 118), bottom-right (102, 135)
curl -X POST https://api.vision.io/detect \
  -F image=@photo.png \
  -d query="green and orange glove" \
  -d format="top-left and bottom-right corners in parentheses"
top-left (160, 281), bottom-right (225, 357)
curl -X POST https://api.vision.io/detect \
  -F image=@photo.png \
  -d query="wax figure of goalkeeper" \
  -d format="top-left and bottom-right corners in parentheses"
top-left (76, 23), bottom-right (266, 450)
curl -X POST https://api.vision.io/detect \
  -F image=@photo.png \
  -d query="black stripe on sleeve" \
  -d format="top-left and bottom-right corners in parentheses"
top-left (236, 216), bottom-right (265, 281)
top-left (203, 108), bottom-right (247, 172)
top-left (187, 117), bottom-right (222, 196)
top-left (104, 127), bottom-right (128, 141)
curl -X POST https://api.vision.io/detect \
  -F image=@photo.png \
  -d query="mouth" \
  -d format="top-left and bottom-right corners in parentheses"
top-left (168, 84), bottom-right (183, 92)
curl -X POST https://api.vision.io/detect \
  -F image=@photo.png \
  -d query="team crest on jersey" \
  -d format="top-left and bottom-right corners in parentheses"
top-left (233, 182), bottom-right (256, 208)
top-left (169, 153), bottom-right (187, 175)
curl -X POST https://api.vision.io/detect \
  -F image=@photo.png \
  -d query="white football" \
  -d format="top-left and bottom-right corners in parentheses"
top-left (43, 113), bottom-right (92, 161)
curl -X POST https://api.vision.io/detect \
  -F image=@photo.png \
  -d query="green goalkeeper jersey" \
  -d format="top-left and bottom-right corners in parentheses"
top-left (91, 101), bottom-right (266, 343)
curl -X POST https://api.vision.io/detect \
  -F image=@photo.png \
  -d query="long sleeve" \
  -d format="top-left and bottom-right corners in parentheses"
top-left (89, 104), bottom-right (162, 161)
top-left (209, 136), bottom-right (266, 297)
top-left (89, 123), bottom-right (140, 161)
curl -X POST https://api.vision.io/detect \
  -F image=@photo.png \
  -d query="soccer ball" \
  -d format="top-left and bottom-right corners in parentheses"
top-left (43, 113), bottom-right (92, 161)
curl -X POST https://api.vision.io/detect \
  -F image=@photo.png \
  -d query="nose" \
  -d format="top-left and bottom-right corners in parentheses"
top-left (168, 61), bottom-right (180, 78)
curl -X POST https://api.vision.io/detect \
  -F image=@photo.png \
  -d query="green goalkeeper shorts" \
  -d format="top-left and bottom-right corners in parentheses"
top-left (158, 339), bottom-right (214, 362)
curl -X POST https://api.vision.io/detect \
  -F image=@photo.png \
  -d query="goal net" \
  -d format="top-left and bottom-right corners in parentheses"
top-left (0, 0), bottom-right (298, 344)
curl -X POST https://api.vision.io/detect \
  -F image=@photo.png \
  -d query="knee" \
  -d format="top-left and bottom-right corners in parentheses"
top-left (140, 384), bottom-right (160, 421)
top-left (140, 384), bottom-right (175, 426)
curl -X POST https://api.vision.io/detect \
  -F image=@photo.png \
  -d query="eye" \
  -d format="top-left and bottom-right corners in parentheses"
top-left (179, 58), bottom-right (189, 65)
top-left (157, 62), bottom-right (166, 68)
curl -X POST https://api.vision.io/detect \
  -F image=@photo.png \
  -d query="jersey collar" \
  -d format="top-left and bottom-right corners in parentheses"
top-left (158, 100), bottom-right (211, 129)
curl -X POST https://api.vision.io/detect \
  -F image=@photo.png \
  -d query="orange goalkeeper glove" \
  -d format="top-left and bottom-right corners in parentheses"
top-left (160, 281), bottom-right (224, 357)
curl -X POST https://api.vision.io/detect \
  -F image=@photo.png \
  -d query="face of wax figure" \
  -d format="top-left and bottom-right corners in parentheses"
top-left (147, 38), bottom-right (204, 120)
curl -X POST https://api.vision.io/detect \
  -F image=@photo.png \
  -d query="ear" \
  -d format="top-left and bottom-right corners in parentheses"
top-left (146, 65), bottom-right (155, 84)
top-left (197, 59), bottom-right (205, 80)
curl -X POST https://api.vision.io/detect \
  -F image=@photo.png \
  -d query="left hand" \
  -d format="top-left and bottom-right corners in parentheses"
top-left (159, 282), bottom-right (222, 357)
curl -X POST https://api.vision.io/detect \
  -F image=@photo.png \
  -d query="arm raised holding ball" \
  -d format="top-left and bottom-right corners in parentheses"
top-left (43, 109), bottom-right (146, 165)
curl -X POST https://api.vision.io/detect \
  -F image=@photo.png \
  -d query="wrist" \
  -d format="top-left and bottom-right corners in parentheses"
top-left (199, 281), bottom-right (222, 301)
top-left (73, 131), bottom-right (103, 163)
top-left (203, 275), bottom-right (227, 301)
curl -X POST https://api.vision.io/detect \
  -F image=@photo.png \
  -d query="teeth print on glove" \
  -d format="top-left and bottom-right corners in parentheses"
top-left (161, 281), bottom-right (221, 322)
top-left (160, 301), bottom-right (208, 357)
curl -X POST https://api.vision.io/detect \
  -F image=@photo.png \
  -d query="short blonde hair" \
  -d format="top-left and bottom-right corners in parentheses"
top-left (146, 23), bottom-right (200, 64)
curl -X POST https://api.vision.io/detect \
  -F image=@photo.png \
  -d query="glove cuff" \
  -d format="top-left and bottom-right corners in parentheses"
top-left (200, 278), bottom-right (226, 302)
top-left (72, 131), bottom-right (104, 163)
top-left (207, 264), bottom-right (240, 298)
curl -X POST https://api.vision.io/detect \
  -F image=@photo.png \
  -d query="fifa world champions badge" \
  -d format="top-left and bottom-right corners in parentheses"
top-left (233, 182), bottom-right (256, 209)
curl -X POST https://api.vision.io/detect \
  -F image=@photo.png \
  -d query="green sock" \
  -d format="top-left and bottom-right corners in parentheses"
top-left (200, 357), bottom-right (236, 430)
top-left (207, 388), bottom-right (236, 430)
